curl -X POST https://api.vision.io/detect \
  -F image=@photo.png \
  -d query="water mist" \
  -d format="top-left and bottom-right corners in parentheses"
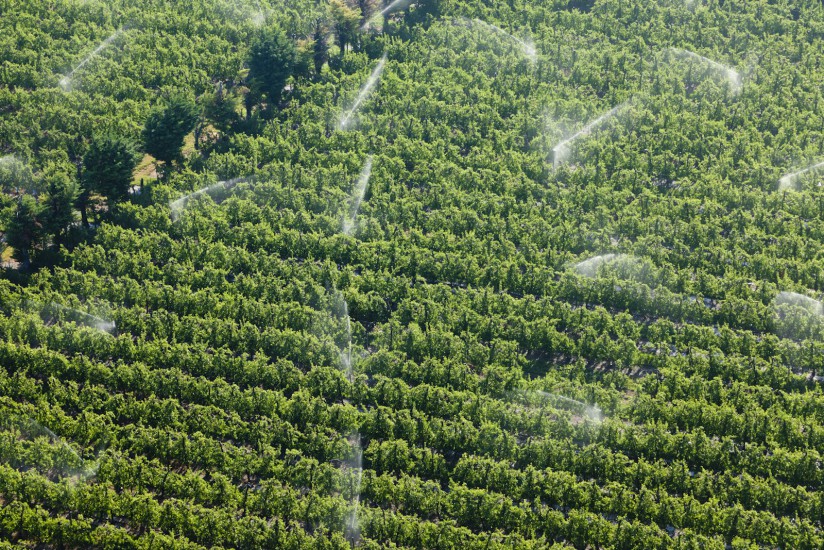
top-left (339, 55), bottom-right (388, 130)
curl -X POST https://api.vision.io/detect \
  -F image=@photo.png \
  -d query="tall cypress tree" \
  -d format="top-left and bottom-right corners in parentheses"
top-left (81, 135), bottom-right (140, 224)
top-left (5, 195), bottom-right (45, 269)
top-left (142, 96), bottom-right (199, 171)
top-left (247, 26), bottom-right (297, 113)
top-left (43, 172), bottom-right (79, 243)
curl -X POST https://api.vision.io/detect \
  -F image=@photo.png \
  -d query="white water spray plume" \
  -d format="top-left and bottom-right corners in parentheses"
top-left (778, 161), bottom-right (824, 192)
top-left (339, 55), bottom-right (388, 130)
top-left (456, 17), bottom-right (537, 63)
top-left (332, 291), bottom-right (355, 382)
top-left (572, 253), bottom-right (626, 278)
top-left (773, 291), bottom-right (824, 342)
top-left (254, 1), bottom-right (264, 23)
top-left (11, 418), bottom-right (103, 482)
top-left (34, 301), bottom-right (116, 334)
top-left (0, 154), bottom-right (27, 174)
top-left (525, 390), bottom-right (603, 424)
top-left (666, 47), bottom-right (742, 95)
top-left (60, 29), bottom-right (124, 90)
top-left (342, 156), bottom-right (373, 236)
top-left (169, 177), bottom-right (248, 221)
top-left (361, 0), bottom-right (414, 30)
top-left (774, 291), bottom-right (824, 316)
top-left (344, 433), bottom-right (363, 543)
top-left (246, 0), bottom-right (268, 26)
top-left (552, 102), bottom-right (629, 167)
top-left (0, 155), bottom-right (37, 195)
top-left (251, 13), bottom-right (265, 27)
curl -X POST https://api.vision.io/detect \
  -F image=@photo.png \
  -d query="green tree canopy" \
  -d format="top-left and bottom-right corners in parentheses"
top-left (4, 195), bottom-right (45, 268)
top-left (247, 26), bottom-right (298, 111)
top-left (311, 19), bottom-right (330, 75)
top-left (142, 96), bottom-right (199, 168)
top-left (329, 0), bottom-right (360, 54)
top-left (203, 83), bottom-right (241, 136)
top-left (83, 136), bottom-right (140, 202)
top-left (42, 172), bottom-right (79, 243)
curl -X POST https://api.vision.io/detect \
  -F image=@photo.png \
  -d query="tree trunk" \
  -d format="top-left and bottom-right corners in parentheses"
top-left (80, 200), bottom-right (89, 228)
top-left (77, 161), bottom-right (89, 228)
top-left (20, 247), bottom-right (30, 271)
top-left (194, 121), bottom-right (204, 150)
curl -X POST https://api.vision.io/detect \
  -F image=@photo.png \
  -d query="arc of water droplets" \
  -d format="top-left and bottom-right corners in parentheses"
top-left (778, 161), bottom-right (824, 192)
top-left (250, 0), bottom-right (266, 26)
top-left (29, 300), bottom-right (116, 334)
top-left (344, 433), bottom-right (363, 543)
top-left (339, 55), bottom-right (388, 130)
top-left (456, 17), bottom-right (537, 63)
top-left (773, 291), bottom-right (824, 346)
top-left (0, 155), bottom-right (37, 195)
top-left (775, 291), bottom-right (824, 316)
top-left (169, 177), bottom-right (248, 221)
top-left (342, 156), bottom-right (373, 236)
top-left (572, 253), bottom-right (628, 278)
top-left (53, 303), bottom-right (116, 333)
top-left (18, 419), bottom-right (103, 483)
top-left (361, 0), bottom-right (413, 30)
top-left (527, 390), bottom-right (603, 424)
top-left (329, 290), bottom-right (362, 539)
top-left (667, 47), bottom-right (742, 95)
top-left (336, 296), bottom-right (355, 383)
top-left (552, 102), bottom-right (630, 167)
top-left (333, 290), bottom-right (361, 542)
top-left (335, 155), bottom-right (374, 542)
top-left (60, 29), bottom-right (124, 90)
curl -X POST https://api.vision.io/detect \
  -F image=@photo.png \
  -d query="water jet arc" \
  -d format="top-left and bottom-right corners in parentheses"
top-left (778, 161), bottom-right (824, 192)
top-left (526, 390), bottom-right (603, 424)
top-left (344, 433), bottom-right (363, 543)
top-left (775, 291), bottom-right (824, 316)
top-left (35, 301), bottom-right (116, 334)
top-left (339, 55), bottom-right (388, 130)
top-left (342, 156), bottom-right (373, 236)
top-left (457, 17), bottom-right (537, 62)
top-left (666, 47), bottom-right (742, 95)
top-left (60, 29), bottom-right (124, 90)
top-left (361, 0), bottom-right (413, 30)
top-left (551, 102), bottom-right (629, 167)
top-left (169, 177), bottom-right (249, 221)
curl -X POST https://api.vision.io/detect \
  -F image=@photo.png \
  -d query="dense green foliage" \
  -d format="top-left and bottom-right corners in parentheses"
top-left (247, 27), bottom-right (299, 113)
top-left (83, 136), bottom-right (140, 205)
top-left (1, 0), bottom-right (824, 548)
top-left (142, 97), bottom-right (200, 169)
